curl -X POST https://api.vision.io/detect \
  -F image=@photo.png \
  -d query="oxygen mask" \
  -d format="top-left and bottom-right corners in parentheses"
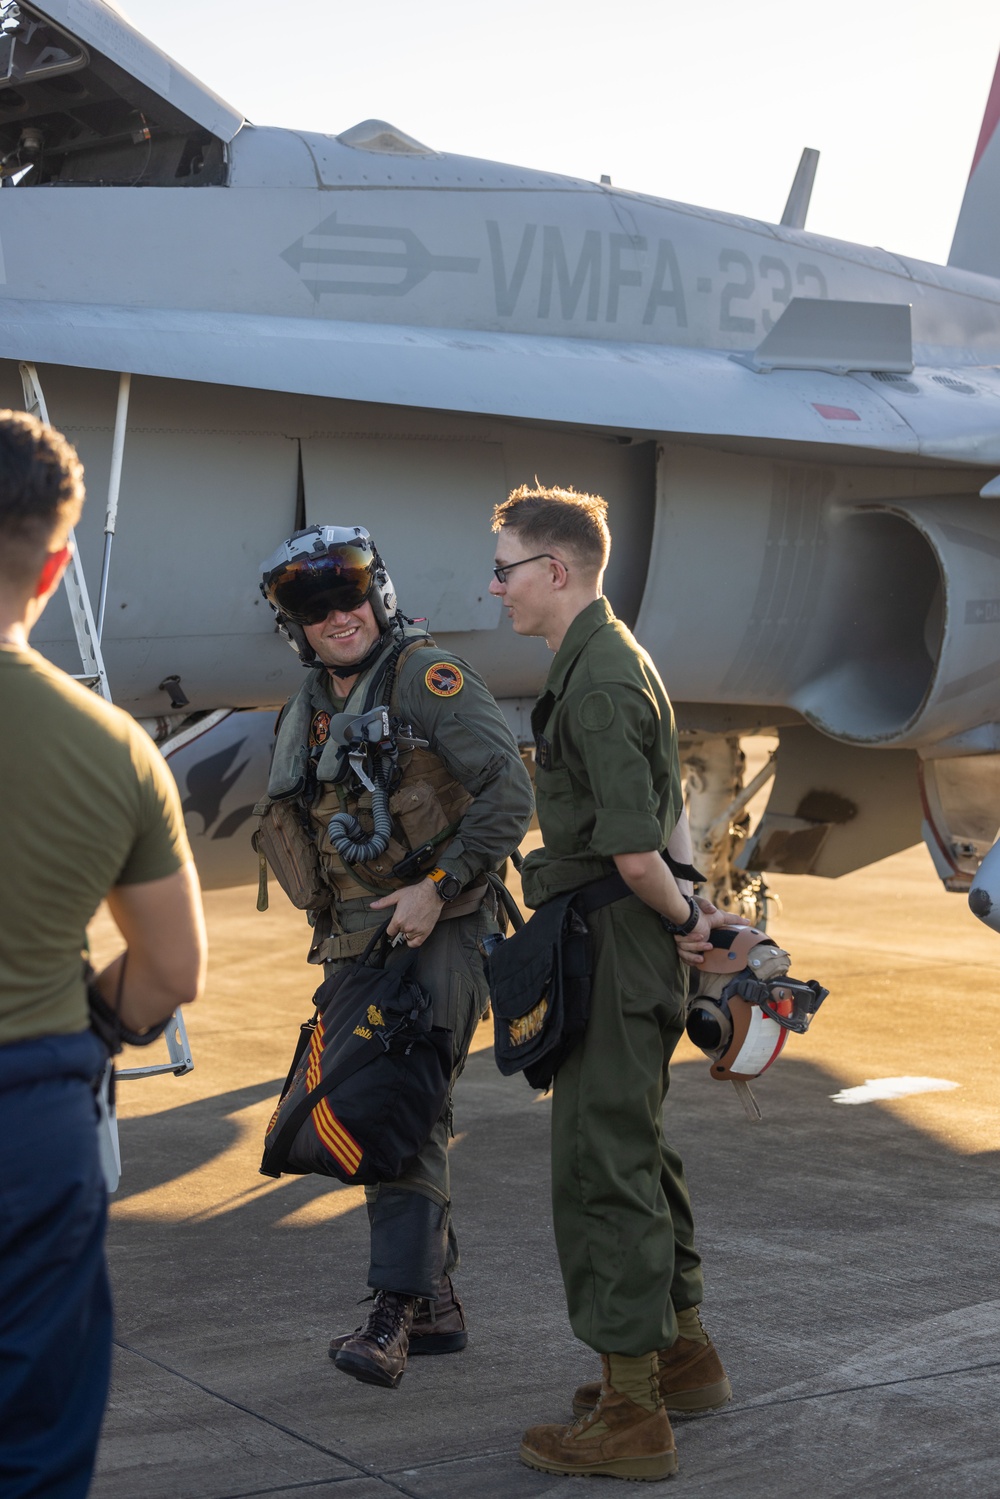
top-left (322, 707), bottom-right (427, 864)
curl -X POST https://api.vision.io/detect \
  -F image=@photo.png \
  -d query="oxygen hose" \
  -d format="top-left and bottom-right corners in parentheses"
top-left (326, 631), bottom-right (407, 864)
top-left (327, 754), bottom-right (393, 863)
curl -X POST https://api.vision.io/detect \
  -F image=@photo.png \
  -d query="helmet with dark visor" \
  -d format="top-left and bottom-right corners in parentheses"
top-left (262, 542), bottom-right (376, 625)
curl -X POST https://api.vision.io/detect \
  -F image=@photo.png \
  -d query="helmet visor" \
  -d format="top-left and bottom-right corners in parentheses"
top-left (264, 545), bottom-right (376, 624)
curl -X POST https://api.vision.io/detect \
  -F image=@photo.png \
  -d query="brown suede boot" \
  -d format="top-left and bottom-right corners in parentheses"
top-left (328, 1277), bottom-right (467, 1359)
top-left (572, 1316), bottom-right (731, 1419)
top-left (333, 1291), bottom-right (415, 1389)
top-left (408, 1275), bottom-right (467, 1354)
top-left (521, 1354), bottom-right (678, 1481)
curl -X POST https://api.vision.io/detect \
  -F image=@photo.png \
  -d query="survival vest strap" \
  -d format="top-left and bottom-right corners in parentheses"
top-left (485, 869), bottom-right (630, 1092)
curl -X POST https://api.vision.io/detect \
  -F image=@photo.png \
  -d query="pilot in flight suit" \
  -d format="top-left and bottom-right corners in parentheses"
top-left (258, 523), bottom-right (533, 1388)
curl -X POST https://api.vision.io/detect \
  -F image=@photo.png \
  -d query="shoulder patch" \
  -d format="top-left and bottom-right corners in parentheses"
top-left (578, 690), bottom-right (615, 731)
top-left (424, 661), bottom-right (464, 698)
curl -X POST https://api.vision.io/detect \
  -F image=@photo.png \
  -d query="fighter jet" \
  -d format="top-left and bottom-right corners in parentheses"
top-left (5, 0), bottom-right (1000, 929)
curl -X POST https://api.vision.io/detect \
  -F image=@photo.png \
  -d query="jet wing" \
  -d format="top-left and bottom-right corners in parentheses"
top-left (33, 0), bottom-right (243, 143)
top-left (4, 295), bottom-right (1000, 464)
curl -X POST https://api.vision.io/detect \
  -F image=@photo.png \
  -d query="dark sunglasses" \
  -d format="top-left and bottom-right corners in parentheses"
top-left (264, 546), bottom-right (375, 624)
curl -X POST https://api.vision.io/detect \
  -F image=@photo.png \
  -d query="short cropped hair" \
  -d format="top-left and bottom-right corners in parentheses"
top-left (0, 410), bottom-right (84, 592)
top-left (491, 482), bottom-right (610, 576)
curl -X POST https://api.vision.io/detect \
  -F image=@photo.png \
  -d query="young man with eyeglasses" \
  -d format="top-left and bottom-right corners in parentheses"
top-left (489, 483), bottom-right (731, 1483)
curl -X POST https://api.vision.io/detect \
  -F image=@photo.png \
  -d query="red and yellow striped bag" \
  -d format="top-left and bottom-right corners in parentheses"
top-left (260, 921), bottom-right (451, 1183)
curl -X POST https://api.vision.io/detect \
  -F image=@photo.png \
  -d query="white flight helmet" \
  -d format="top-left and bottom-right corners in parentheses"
top-left (259, 525), bottom-right (398, 666)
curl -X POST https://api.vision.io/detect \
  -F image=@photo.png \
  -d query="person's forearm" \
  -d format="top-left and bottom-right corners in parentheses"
top-left (666, 809), bottom-right (696, 897)
top-left (101, 863), bottom-right (207, 1032)
top-left (612, 850), bottom-right (691, 924)
top-left (94, 949), bottom-right (199, 1032)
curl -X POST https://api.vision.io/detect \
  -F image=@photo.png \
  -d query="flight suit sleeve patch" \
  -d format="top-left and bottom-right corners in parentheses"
top-left (578, 690), bottom-right (615, 731)
top-left (424, 662), bottom-right (465, 697)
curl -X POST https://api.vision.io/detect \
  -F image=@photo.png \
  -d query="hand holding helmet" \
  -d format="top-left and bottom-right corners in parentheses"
top-left (685, 925), bottom-right (829, 1121)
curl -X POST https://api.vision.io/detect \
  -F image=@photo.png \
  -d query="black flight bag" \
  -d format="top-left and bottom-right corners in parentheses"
top-left (486, 870), bottom-right (629, 1092)
top-left (260, 920), bottom-right (452, 1184)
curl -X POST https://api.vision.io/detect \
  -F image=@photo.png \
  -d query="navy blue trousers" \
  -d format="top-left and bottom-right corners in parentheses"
top-left (0, 1031), bottom-right (112, 1499)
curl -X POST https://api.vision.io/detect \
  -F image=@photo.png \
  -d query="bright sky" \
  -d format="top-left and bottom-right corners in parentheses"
top-left (120, 0), bottom-right (999, 269)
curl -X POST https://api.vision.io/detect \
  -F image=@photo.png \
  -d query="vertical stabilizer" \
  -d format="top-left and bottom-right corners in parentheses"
top-left (781, 148), bottom-right (820, 230)
top-left (948, 50), bottom-right (1000, 277)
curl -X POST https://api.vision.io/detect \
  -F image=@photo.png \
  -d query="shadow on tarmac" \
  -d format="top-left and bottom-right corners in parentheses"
top-left (113, 1080), bottom-right (283, 1194)
top-left (94, 1048), bottom-right (1000, 1499)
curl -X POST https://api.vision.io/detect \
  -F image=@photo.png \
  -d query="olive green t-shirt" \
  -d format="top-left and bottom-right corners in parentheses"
top-left (0, 643), bottom-right (191, 1045)
top-left (521, 596), bottom-right (683, 908)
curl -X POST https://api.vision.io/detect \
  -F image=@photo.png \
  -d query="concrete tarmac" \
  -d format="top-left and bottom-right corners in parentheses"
top-left (88, 835), bottom-right (1000, 1499)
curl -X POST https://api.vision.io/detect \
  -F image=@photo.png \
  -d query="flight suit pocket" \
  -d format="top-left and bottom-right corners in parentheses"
top-left (609, 902), bottom-right (687, 1023)
top-left (445, 715), bottom-right (504, 792)
top-left (389, 779), bottom-right (449, 847)
top-left (448, 909), bottom-right (492, 1074)
top-left (253, 797), bottom-right (328, 910)
top-left (533, 765), bottom-right (577, 858)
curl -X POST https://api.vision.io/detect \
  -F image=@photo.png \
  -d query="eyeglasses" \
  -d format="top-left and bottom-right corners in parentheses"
top-left (492, 553), bottom-right (560, 585)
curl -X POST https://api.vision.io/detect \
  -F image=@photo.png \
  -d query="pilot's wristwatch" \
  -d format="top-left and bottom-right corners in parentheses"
top-left (427, 867), bottom-right (462, 902)
top-left (660, 895), bottom-right (702, 936)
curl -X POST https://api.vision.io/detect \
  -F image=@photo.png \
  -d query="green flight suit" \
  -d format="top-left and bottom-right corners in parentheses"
top-left (271, 628), bottom-right (534, 1299)
top-left (521, 596), bottom-right (705, 1357)
top-left (323, 897), bottom-right (497, 1299)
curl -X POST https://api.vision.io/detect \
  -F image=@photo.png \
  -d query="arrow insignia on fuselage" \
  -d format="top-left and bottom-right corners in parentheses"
top-left (280, 212), bottom-right (480, 299)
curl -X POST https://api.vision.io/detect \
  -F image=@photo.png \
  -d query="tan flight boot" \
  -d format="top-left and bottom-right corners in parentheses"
top-left (520, 1353), bottom-right (678, 1482)
top-left (572, 1308), bottom-right (731, 1418)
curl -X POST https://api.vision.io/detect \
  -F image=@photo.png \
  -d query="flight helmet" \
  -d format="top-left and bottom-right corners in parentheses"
top-left (259, 525), bottom-right (398, 666)
top-left (686, 925), bottom-right (828, 1083)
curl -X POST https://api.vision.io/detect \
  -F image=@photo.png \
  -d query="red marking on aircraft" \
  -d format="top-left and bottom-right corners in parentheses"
top-left (971, 52), bottom-right (1000, 178)
top-left (812, 404), bottom-right (861, 421)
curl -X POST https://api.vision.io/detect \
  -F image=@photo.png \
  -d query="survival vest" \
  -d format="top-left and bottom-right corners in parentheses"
top-left (256, 634), bottom-right (481, 922)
